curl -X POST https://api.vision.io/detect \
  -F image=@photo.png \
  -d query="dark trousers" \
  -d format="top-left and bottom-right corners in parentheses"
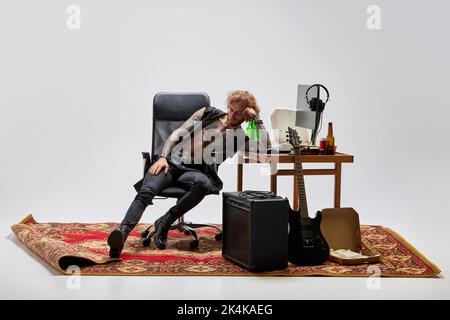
top-left (121, 161), bottom-right (213, 228)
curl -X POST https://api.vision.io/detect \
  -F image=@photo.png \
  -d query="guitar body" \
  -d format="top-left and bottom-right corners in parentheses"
top-left (288, 209), bottom-right (330, 265)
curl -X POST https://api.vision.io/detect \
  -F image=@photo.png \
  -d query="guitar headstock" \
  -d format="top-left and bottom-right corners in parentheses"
top-left (286, 127), bottom-right (302, 149)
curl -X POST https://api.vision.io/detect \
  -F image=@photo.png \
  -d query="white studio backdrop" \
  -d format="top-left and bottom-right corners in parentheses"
top-left (1, 0), bottom-right (449, 264)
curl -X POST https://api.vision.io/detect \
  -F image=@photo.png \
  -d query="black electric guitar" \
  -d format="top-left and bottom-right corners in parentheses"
top-left (286, 127), bottom-right (330, 265)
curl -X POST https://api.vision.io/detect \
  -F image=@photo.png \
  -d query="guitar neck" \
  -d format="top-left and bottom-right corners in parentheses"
top-left (293, 148), bottom-right (309, 218)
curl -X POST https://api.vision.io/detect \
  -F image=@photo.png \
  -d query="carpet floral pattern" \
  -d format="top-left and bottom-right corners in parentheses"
top-left (11, 214), bottom-right (440, 277)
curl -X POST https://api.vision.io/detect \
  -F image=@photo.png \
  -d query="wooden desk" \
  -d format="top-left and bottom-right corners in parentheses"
top-left (237, 152), bottom-right (354, 210)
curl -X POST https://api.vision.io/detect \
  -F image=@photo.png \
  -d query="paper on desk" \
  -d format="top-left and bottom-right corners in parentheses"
top-left (270, 108), bottom-right (312, 145)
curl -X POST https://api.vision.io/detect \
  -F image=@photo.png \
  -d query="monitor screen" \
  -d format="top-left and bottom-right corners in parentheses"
top-left (296, 84), bottom-right (317, 110)
top-left (295, 84), bottom-right (317, 130)
top-left (295, 109), bottom-right (317, 130)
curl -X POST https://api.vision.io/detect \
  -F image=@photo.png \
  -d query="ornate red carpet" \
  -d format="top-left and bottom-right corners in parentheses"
top-left (11, 214), bottom-right (440, 277)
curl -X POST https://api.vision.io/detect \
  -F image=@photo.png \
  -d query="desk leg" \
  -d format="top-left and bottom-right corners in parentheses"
top-left (270, 161), bottom-right (277, 194)
top-left (237, 163), bottom-right (243, 192)
top-left (334, 162), bottom-right (342, 208)
top-left (293, 176), bottom-right (299, 211)
top-left (270, 174), bottom-right (277, 194)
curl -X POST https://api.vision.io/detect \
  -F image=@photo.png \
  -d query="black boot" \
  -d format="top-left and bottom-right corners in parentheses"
top-left (107, 224), bottom-right (134, 258)
top-left (153, 209), bottom-right (182, 250)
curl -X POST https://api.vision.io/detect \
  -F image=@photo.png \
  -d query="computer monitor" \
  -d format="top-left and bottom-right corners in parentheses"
top-left (295, 84), bottom-right (317, 130)
top-left (296, 84), bottom-right (317, 110)
top-left (294, 109), bottom-right (317, 131)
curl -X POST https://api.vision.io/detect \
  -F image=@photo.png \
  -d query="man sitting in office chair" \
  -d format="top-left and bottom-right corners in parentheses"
top-left (107, 90), bottom-right (272, 258)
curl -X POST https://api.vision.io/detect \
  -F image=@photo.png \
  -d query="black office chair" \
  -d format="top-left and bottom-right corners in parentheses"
top-left (137, 92), bottom-right (223, 249)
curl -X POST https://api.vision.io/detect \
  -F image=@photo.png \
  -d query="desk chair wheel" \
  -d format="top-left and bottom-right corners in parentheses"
top-left (142, 237), bottom-right (151, 247)
top-left (215, 233), bottom-right (223, 241)
top-left (189, 240), bottom-right (199, 249)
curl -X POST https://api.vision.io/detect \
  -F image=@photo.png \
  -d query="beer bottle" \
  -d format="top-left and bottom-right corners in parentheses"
top-left (246, 119), bottom-right (259, 141)
top-left (326, 122), bottom-right (335, 154)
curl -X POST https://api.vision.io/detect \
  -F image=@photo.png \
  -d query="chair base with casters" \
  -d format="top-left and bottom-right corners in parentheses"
top-left (138, 152), bottom-right (223, 250)
top-left (140, 215), bottom-right (223, 250)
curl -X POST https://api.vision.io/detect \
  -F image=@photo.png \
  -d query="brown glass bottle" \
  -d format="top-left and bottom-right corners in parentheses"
top-left (326, 122), bottom-right (335, 154)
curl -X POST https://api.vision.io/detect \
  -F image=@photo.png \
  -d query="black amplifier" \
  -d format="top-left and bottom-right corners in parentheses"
top-left (222, 191), bottom-right (289, 271)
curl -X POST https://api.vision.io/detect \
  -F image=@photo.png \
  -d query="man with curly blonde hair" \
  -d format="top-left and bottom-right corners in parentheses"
top-left (107, 90), bottom-right (271, 257)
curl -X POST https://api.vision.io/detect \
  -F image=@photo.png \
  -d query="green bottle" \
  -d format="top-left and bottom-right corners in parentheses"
top-left (246, 119), bottom-right (259, 141)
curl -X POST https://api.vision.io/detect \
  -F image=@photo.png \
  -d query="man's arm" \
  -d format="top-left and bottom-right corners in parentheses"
top-left (159, 107), bottom-right (206, 158)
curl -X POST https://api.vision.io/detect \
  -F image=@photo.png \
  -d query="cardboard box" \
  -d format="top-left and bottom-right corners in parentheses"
top-left (320, 207), bottom-right (380, 265)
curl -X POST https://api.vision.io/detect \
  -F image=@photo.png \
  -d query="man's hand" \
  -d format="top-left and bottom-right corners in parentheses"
top-left (148, 157), bottom-right (169, 175)
top-left (243, 107), bottom-right (256, 122)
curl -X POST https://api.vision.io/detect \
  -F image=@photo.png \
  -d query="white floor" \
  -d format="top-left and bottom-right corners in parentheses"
top-left (1, 215), bottom-right (449, 300)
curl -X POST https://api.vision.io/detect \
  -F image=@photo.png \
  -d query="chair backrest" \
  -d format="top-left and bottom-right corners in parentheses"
top-left (152, 92), bottom-right (210, 156)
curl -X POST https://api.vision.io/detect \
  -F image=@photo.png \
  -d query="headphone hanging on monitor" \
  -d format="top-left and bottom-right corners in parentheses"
top-left (304, 84), bottom-right (330, 144)
top-left (305, 84), bottom-right (330, 112)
